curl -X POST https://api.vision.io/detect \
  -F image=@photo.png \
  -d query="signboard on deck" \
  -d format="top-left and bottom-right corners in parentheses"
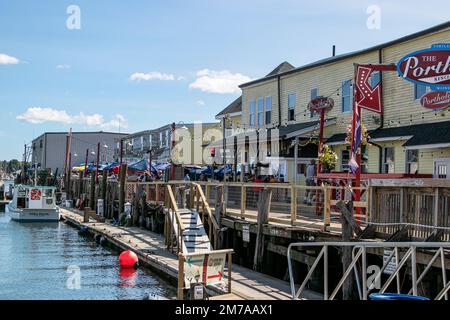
top-left (184, 252), bottom-right (227, 288)
top-left (397, 43), bottom-right (450, 91)
top-left (383, 249), bottom-right (398, 275)
top-left (420, 91), bottom-right (450, 110)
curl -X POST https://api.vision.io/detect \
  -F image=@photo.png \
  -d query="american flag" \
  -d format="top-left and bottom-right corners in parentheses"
top-left (348, 101), bottom-right (362, 174)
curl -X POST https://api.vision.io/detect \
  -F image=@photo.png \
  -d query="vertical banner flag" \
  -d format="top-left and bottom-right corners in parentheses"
top-left (348, 99), bottom-right (362, 174)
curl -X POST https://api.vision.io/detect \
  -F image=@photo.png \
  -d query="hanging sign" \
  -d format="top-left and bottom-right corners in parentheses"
top-left (307, 96), bottom-right (334, 113)
top-left (184, 252), bottom-right (227, 288)
top-left (420, 91), bottom-right (450, 110)
top-left (383, 249), bottom-right (398, 275)
top-left (242, 224), bottom-right (250, 243)
top-left (397, 43), bottom-right (450, 91)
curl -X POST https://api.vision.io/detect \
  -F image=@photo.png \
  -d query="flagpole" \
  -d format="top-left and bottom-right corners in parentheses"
top-left (353, 64), bottom-right (361, 220)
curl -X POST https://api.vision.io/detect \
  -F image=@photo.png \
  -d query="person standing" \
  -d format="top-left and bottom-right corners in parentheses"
top-left (304, 159), bottom-right (317, 205)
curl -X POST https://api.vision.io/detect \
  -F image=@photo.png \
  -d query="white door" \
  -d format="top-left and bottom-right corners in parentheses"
top-left (434, 159), bottom-right (450, 179)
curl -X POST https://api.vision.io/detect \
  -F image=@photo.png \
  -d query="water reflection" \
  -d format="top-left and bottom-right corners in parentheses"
top-left (0, 211), bottom-right (176, 300)
top-left (119, 268), bottom-right (138, 287)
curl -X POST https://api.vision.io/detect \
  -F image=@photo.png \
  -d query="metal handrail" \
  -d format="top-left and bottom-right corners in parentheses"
top-left (287, 241), bottom-right (450, 300)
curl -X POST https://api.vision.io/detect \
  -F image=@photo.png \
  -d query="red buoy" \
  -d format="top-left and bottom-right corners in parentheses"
top-left (119, 251), bottom-right (139, 269)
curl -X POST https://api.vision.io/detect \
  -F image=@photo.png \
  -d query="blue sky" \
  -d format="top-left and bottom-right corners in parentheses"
top-left (0, 0), bottom-right (449, 160)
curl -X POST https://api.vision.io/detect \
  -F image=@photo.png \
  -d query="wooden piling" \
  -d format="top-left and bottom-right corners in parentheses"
top-left (90, 173), bottom-right (95, 210)
top-left (119, 163), bottom-right (127, 215)
top-left (253, 188), bottom-right (271, 272)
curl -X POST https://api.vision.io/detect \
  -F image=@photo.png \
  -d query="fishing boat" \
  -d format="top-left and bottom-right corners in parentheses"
top-left (6, 185), bottom-right (60, 222)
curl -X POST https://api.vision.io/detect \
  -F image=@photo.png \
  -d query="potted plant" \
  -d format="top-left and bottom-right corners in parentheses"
top-left (319, 144), bottom-right (337, 172)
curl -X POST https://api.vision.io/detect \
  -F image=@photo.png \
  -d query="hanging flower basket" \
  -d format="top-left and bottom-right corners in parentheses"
top-left (319, 144), bottom-right (337, 172)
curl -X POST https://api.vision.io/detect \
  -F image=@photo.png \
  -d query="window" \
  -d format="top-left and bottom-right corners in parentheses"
top-left (265, 96), bottom-right (272, 125)
top-left (310, 88), bottom-right (318, 118)
top-left (249, 100), bottom-right (255, 127)
top-left (406, 149), bottom-right (418, 174)
top-left (370, 71), bottom-right (381, 88)
top-left (288, 93), bottom-right (296, 121)
top-left (342, 80), bottom-right (352, 113)
top-left (40, 140), bottom-right (43, 148)
top-left (341, 149), bottom-right (350, 172)
top-left (414, 84), bottom-right (430, 100)
top-left (383, 147), bottom-right (395, 173)
top-left (257, 97), bottom-right (264, 126)
top-left (160, 132), bottom-right (164, 148)
top-left (166, 130), bottom-right (170, 147)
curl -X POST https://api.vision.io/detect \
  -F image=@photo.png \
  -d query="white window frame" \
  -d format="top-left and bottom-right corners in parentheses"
top-left (288, 93), bottom-right (296, 121)
top-left (382, 147), bottom-right (395, 174)
top-left (342, 79), bottom-right (353, 113)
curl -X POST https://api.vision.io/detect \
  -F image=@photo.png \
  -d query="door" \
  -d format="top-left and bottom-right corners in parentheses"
top-left (434, 159), bottom-right (450, 179)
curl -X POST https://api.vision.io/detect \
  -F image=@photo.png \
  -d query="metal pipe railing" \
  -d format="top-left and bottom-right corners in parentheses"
top-left (287, 241), bottom-right (450, 300)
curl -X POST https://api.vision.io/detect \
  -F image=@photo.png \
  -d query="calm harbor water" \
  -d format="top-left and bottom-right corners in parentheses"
top-left (0, 211), bottom-right (176, 300)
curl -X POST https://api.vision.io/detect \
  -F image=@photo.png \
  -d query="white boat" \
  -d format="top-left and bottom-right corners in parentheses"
top-left (6, 185), bottom-right (60, 222)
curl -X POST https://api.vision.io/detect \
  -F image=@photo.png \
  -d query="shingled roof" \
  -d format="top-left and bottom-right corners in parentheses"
top-left (216, 96), bottom-right (242, 118)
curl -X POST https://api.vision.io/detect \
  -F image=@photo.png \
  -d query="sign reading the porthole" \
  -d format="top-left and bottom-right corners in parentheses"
top-left (420, 91), bottom-right (450, 110)
top-left (307, 96), bottom-right (334, 113)
top-left (397, 43), bottom-right (450, 91)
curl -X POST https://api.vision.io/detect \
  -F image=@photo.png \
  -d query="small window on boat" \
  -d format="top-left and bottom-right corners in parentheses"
top-left (45, 189), bottom-right (53, 197)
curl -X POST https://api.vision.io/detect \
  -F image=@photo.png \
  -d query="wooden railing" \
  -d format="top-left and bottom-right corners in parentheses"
top-left (192, 182), bottom-right (220, 246)
top-left (165, 184), bottom-right (186, 254)
top-left (67, 175), bottom-right (450, 240)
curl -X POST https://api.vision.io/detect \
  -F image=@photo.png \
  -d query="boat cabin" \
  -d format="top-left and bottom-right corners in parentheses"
top-left (12, 185), bottom-right (57, 210)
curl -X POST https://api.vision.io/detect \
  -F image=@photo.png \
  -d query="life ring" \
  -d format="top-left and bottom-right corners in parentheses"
top-left (30, 188), bottom-right (41, 201)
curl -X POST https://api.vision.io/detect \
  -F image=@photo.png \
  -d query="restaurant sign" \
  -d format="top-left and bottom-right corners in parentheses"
top-left (397, 43), bottom-right (450, 91)
top-left (420, 91), bottom-right (450, 110)
top-left (307, 96), bottom-right (334, 113)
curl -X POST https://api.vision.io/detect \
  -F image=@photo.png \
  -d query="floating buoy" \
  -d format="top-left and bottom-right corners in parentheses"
top-left (119, 251), bottom-right (139, 269)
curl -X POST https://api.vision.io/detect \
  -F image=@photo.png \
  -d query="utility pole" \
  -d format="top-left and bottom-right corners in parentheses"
top-left (96, 142), bottom-right (100, 183)
top-left (171, 122), bottom-right (176, 180)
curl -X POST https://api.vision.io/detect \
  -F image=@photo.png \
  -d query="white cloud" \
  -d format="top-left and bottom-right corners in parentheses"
top-left (189, 69), bottom-right (252, 94)
top-left (16, 107), bottom-right (127, 131)
top-left (0, 53), bottom-right (19, 65)
top-left (130, 71), bottom-right (175, 82)
top-left (56, 64), bottom-right (71, 70)
top-left (196, 100), bottom-right (205, 107)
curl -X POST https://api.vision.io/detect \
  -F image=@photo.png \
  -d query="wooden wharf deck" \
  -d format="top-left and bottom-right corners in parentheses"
top-left (60, 208), bottom-right (323, 300)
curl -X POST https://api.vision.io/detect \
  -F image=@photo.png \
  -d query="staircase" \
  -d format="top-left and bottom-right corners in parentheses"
top-left (166, 184), bottom-right (218, 255)
top-left (172, 208), bottom-right (212, 254)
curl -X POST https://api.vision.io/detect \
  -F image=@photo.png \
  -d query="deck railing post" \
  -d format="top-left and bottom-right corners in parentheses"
top-left (240, 183), bottom-right (246, 220)
top-left (178, 255), bottom-right (185, 300)
top-left (324, 186), bottom-right (331, 230)
top-left (291, 185), bottom-right (297, 226)
top-left (433, 188), bottom-right (439, 236)
top-left (228, 252), bottom-right (232, 294)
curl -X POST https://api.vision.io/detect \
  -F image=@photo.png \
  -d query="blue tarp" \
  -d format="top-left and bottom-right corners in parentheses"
top-left (128, 159), bottom-right (157, 174)
top-left (156, 163), bottom-right (171, 171)
top-left (103, 162), bottom-right (118, 171)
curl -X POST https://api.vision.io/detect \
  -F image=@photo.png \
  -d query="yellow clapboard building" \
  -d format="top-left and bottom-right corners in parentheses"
top-left (215, 21), bottom-right (450, 183)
